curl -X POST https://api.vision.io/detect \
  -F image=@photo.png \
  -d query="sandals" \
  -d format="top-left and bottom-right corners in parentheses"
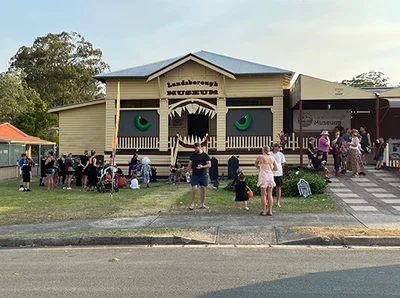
top-left (260, 211), bottom-right (273, 216)
top-left (189, 205), bottom-right (209, 210)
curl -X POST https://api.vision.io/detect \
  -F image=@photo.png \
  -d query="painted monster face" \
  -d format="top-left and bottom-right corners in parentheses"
top-left (234, 114), bottom-right (252, 131)
top-left (134, 114), bottom-right (151, 131)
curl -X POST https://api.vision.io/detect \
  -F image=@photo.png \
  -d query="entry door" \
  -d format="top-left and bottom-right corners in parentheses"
top-left (187, 114), bottom-right (209, 138)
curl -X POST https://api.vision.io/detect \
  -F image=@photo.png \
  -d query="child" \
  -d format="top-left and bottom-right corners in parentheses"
top-left (231, 168), bottom-right (243, 187)
top-left (374, 138), bottom-right (386, 170)
top-left (18, 153), bottom-right (27, 190)
top-left (307, 137), bottom-right (315, 168)
top-left (21, 162), bottom-right (32, 191)
top-left (235, 173), bottom-right (249, 210)
top-left (168, 164), bottom-right (176, 184)
top-left (278, 131), bottom-right (289, 149)
top-left (130, 174), bottom-right (140, 189)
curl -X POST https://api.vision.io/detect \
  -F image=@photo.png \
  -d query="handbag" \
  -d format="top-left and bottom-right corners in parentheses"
top-left (246, 186), bottom-right (254, 197)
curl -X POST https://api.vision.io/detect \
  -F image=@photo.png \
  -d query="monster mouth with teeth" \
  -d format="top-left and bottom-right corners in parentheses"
top-left (168, 99), bottom-right (216, 119)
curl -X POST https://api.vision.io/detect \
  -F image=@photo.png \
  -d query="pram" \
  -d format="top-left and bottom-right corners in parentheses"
top-left (97, 166), bottom-right (119, 193)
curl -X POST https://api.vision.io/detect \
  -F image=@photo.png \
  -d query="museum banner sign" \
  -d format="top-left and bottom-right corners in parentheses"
top-left (293, 110), bottom-right (351, 132)
top-left (164, 79), bottom-right (220, 97)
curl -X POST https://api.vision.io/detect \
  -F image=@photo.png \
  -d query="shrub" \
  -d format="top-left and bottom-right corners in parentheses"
top-left (225, 170), bottom-right (326, 197)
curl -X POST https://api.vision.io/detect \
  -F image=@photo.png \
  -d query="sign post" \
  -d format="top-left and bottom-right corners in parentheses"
top-left (297, 178), bottom-right (312, 198)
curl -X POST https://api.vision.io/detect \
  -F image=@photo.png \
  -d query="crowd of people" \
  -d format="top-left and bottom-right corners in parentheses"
top-left (16, 125), bottom-right (388, 218)
top-left (18, 150), bottom-right (130, 192)
top-left (307, 125), bottom-right (386, 179)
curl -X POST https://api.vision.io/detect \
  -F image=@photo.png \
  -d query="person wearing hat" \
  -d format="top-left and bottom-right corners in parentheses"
top-left (318, 130), bottom-right (331, 163)
top-left (187, 142), bottom-right (211, 210)
top-left (270, 142), bottom-right (286, 208)
top-left (347, 129), bottom-right (365, 177)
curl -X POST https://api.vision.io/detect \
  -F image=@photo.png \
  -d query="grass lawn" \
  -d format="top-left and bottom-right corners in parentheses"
top-left (0, 178), bottom-right (342, 225)
top-left (293, 227), bottom-right (400, 237)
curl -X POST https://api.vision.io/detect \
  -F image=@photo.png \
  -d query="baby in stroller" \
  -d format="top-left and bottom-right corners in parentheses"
top-left (97, 165), bottom-right (120, 192)
top-left (311, 150), bottom-right (331, 183)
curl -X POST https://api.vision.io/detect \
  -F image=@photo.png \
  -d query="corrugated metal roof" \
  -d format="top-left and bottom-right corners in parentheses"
top-left (361, 87), bottom-right (395, 93)
top-left (48, 98), bottom-right (105, 113)
top-left (94, 51), bottom-right (293, 80)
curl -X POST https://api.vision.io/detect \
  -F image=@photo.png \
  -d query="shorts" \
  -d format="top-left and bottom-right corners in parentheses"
top-left (46, 168), bottom-right (55, 175)
top-left (274, 176), bottom-right (283, 187)
top-left (191, 174), bottom-right (209, 187)
top-left (66, 171), bottom-right (74, 175)
top-left (23, 176), bottom-right (31, 183)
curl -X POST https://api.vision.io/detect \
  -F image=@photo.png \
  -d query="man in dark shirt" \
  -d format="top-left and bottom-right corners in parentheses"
top-left (187, 142), bottom-right (211, 210)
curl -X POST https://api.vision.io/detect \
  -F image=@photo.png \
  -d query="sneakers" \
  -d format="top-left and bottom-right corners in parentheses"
top-left (359, 172), bottom-right (366, 176)
top-left (23, 189), bottom-right (31, 192)
top-left (67, 187), bottom-right (72, 190)
top-left (63, 187), bottom-right (66, 190)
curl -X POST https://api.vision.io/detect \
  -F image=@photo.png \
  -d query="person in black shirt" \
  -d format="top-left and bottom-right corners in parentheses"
top-left (39, 155), bottom-right (46, 186)
top-left (235, 173), bottom-right (249, 210)
top-left (21, 163), bottom-right (32, 191)
top-left (128, 152), bottom-right (138, 178)
top-left (80, 150), bottom-right (89, 188)
top-left (74, 157), bottom-right (83, 186)
top-left (187, 142), bottom-right (211, 210)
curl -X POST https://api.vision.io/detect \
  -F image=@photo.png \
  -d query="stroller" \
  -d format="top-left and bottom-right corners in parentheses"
top-left (97, 166), bottom-right (119, 193)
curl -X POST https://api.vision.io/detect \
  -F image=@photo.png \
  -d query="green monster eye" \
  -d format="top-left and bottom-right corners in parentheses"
top-left (135, 114), bottom-right (151, 131)
top-left (234, 114), bottom-right (252, 131)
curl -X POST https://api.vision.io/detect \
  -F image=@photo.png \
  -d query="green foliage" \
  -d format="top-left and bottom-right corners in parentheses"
top-left (9, 31), bottom-right (109, 107)
top-left (0, 70), bottom-right (35, 123)
top-left (341, 71), bottom-right (390, 88)
top-left (281, 171), bottom-right (326, 197)
top-left (227, 171), bottom-right (326, 198)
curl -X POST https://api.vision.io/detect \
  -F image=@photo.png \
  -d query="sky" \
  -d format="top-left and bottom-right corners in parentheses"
top-left (1, 0), bottom-right (400, 86)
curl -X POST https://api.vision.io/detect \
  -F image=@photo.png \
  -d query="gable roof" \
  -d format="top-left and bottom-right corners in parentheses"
top-left (94, 50), bottom-right (294, 81)
top-left (0, 123), bottom-right (55, 145)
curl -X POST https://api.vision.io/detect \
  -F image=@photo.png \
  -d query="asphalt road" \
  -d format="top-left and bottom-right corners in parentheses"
top-left (1, 245), bottom-right (400, 298)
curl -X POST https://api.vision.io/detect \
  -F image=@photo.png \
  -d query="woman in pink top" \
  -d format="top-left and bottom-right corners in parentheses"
top-left (255, 146), bottom-right (278, 216)
top-left (318, 130), bottom-right (331, 162)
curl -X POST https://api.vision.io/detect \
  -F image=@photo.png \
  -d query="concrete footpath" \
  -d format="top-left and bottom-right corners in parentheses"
top-left (1, 213), bottom-right (400, 247)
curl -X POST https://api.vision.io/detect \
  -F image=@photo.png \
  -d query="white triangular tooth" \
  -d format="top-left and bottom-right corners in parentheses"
top-left (210, 111), bottom-right (215, 119)
top-left (193, 103), bottom-right (199, 114)
top-left (176, 107), bottom-right (182, 117)
top-left (186, 104), bottom-right (193, 114)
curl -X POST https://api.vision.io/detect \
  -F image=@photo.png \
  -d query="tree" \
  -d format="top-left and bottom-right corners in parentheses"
top-left (9, 32), bottom-right (109, 107)
top-left (12, 96), bottom-right (59, 143)
top-left (341, 71), bottom-right (390, 88)
top-left (0, 70), bottom-right (35, 123)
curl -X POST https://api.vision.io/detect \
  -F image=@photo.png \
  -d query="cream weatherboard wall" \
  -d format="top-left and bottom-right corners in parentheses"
top-left (225, 75), bottom-right (283, 97)
top-left (58, 103), bottom-right (106, 155)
